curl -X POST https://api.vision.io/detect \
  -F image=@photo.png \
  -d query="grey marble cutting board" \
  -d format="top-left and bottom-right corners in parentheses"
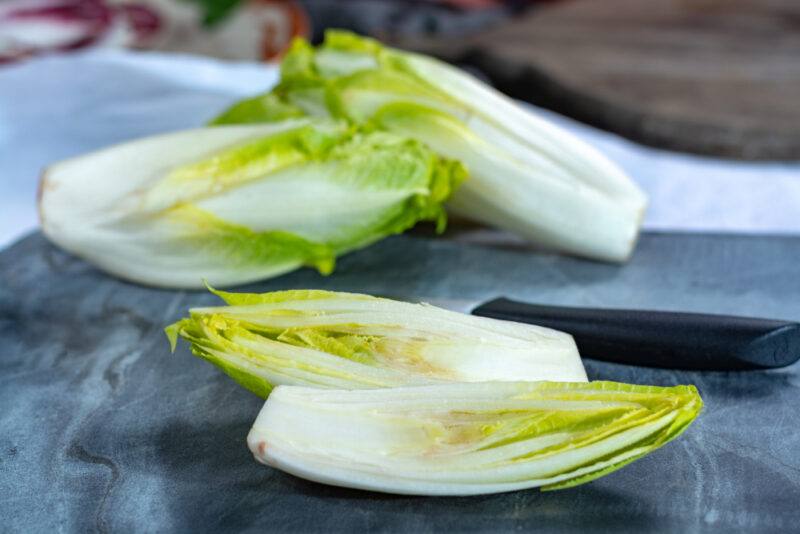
top-left (1, 231), bottom-right (799, 533)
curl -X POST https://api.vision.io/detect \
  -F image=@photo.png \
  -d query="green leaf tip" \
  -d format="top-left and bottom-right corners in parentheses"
top-left (209, 93), bottom-right (307, 126)
top-left (164, 321), bottom-right (182, 353)
top-left (323, 29), bottom-right (384, 55)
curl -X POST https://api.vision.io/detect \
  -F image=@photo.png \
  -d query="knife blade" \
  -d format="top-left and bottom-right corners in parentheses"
top-left (398, 296), bottom-right (800, 371)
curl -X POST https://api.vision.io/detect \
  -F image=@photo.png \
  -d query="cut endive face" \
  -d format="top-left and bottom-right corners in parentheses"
top-left (39, 121), bottom-right (465, 288)
top-left (213, 31), bottom-right (648, 262)
top-left (248, 381), bottom-right (702, 495)
top-left (166, 288), bottom-right (587, 397)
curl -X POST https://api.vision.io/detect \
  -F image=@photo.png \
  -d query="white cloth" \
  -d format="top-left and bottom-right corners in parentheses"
top-left (1, 48), bottom-right (799, 249)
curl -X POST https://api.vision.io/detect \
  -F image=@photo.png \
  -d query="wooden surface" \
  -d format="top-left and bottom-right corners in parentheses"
top-left (3, 231), bottom-right (800, 532)
top-left (399, 0), bottom-right (800, 160)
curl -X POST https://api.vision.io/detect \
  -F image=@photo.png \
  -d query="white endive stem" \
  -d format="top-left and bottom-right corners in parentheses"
top-left (403, 55), bottom-right (648, 261)
top-left (404, 53), bottom-right (648, 208)
top-left (40, 122), bottom-right (311, 228)
top-left (375, 105), bottom-right (643, 262)
top-left (39, 123), bottom-right (312, 287)
top-left (248, 381), bottom-right (702, 495)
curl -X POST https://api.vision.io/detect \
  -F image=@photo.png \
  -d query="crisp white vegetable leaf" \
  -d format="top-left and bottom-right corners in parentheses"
top-left (39, 121), bottom-right (464, 288)
top-left (213, 30), bottom-right (648, 262)
top-left (166, 288), bottom-right (587, 396)
top-left (248, 380), bottom-right (702, 495)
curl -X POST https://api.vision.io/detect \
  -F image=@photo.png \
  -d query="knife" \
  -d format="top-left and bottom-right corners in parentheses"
top-left (407, 296), bottom-right (800, 371)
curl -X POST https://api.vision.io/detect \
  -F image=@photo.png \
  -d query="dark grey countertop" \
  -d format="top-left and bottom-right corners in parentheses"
top-left (1, 231), bottom-right (799, 533)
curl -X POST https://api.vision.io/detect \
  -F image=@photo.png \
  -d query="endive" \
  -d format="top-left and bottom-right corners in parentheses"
top-left (166, 288), bottom-right (587, 396)
top-left (39, 120), bottom-right (464, 287)
top-left (249, 381), bottom-right (702, 495)
top-left (213, 31), bottom-right (648, 262)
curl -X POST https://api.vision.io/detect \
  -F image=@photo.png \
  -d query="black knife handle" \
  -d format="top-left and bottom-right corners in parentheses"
top-left (472, 298), bottom-right (800, 370)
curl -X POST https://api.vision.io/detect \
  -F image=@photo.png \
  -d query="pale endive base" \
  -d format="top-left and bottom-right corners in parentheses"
top-left (39, 123), bottom-right (313, 287)
top-left (248, 381), bottom-right (702, 496)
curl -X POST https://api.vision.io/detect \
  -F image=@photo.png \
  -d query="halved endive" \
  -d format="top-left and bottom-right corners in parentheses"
top-left (213, 31), bottom-right (648, 262)
top-left (39, 120), bottom-right (464, 288)
top-left (248, 381), bottom-right (702, 495)
top-left (166, 288), bottom-right (587, 396)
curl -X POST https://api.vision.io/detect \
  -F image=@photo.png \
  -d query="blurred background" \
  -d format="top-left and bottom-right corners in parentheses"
top-left (0, 0), bottom-right (528, 63)
top-left (2, 0), bottom-right (799, 247)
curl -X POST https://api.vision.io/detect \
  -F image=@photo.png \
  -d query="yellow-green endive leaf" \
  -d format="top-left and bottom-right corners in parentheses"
top-left (247, 381), bottom-right (702, 495)
top-left (167, 288), bottom-right (587, 396)
top-left (39, 120), bottom-right (464, 288)
top-left (209, 93), bottom-right (307, 125)
top-left (213, 30), bottom-right (649, 262)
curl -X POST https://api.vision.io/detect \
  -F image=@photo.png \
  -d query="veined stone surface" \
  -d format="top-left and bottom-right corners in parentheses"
top-left (1, 231), bottom-right (799, 533)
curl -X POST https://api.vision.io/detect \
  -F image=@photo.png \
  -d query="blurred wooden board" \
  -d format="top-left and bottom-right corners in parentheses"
top-left (399, 0), bottom-right (800, 160)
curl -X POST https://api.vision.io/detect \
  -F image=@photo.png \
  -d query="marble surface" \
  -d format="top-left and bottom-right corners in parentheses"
top-left (2, 231), bottom-right (799, 533)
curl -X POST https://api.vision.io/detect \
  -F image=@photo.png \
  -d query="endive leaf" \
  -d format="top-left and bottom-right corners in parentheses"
top-left (209, 93), bottom-right (307, 125)
top-left (214, 30), bottom-right (648, 262)
top-left (40, 121), bottom-right (464, 288)
top-left (248, 381), bottom-right (702, 495)
top-left (167, 288), bottom-right (587, 395)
